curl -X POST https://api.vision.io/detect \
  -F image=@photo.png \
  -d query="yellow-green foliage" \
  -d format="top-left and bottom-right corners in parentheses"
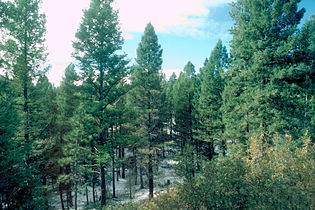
top-left (140, 134), bottom-right (314, 209)
top-left (141, 187), bottom-right (185, 210)
top-left (245, 134), bottom-right (315, 209)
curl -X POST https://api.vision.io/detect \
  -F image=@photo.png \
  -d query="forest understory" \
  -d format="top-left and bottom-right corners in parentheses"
top-left (0, 0), bottom-right (314, 209)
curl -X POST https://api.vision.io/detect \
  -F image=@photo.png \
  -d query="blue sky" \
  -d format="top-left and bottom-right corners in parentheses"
top-left (43, 0), bottom-right (315, 86)
top-left (122, 3), bottom-right (233, 76)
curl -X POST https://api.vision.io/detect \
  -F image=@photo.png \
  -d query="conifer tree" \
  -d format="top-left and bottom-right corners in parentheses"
top-left (0, 0), bottom-right (47, 147)
top-left (0, 76), bottom-right (25, 208)
top-left (222, 0), bottom-right (306, 142)
top-left (297, 15), bottom-right (315, 140)
top-left (166, 73), bottom-right (177, 142)
top-left (73, 0), bottom-right (128, 206)
top-left (0, 0), bottom-right (48, 207)
top-left (32, 75), bottom-right (58, 208)
top-left (56, 64), bottom-right (80, 209)
top-left (57, 65), bottom-right (90, 209)
top-left (172, 62), bottom-right (196, 151)
top-left (196, 40), bottom-right (229, 159)
top-left (129, 22), bottom-right (163, 199)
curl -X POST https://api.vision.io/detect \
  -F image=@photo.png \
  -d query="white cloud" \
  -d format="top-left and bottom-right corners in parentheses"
top-left (42, 0), bottom-right (90, 63)
top-left (162, 68), bottom-right (182, 79)
top-left (122, 33), bottom-right (133, 40)
top-left (46, 62), bottom-right (70, 86)
top-left (41, 0), bottom-right (233, 85)
top-left (115, 0), bottom-right (233, 35)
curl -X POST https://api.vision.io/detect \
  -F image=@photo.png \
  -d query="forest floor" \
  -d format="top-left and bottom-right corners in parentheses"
top-left (49, 154), bottom-right (181, 209)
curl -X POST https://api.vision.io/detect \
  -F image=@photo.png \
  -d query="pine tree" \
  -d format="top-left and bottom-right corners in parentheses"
top-left (165, 73), bottom-right (177, 142)
top-left (0, 0), bottom-right (47, 147)
top-left (172, 62), bottom-right (196, 152)
top-left (296, 15), bottom-right (315, 140)
top-left (129, 22), bottom-right (164, 199)
top-left (57, 66), bottom-right (90, 209)
top-left (196, 40), bottom-right (229, 159)
top-left (0, 0), bottom-right (48, 208)
top-left (73, 0), bottom-right (128, 206)
top-left (56, 64), bottom-right (80, 209)
top-left (222, 0), bottom-right (306, 142)
top-left (0, 76), bottom-right (22, 208)
top-left (32, 75), bottom-right (58, 208)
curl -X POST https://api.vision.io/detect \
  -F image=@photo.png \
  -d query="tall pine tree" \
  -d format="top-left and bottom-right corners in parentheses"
top-left (173, 62), bottom-right (196, 152)
top-left (73, 0), bottom-right (128, 206)
top-left (0, 0), bottom-right (48, 208)
top-left (222, 0), bottom-right (306, 142)
top-left (196, 40), bottom-right (229, 159)
top-left (129, 22), bottom-right (164, 199)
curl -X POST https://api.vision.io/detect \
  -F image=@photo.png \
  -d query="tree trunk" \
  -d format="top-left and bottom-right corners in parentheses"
top-left (0, 192), bottom-right (3, 210)
top-left (23, 52), bottom-right (29, 146)
top-left (133, 148), bottom-right (138, 185)
top-left (148, 154), bottom-right (154, 199)
top-left (85, 184), bottom-right (89, 205)
top-left (129, 168), bottom-right (132, 199)
top-left (148, 91), bottom-right (154, 199)
top-left (92, 180), bottom-right (96, 204)
top-left (111, 126), bottom-right (116, 198)
top-left (134, 166), bottom-right (138, 185)
top-left (101, 165), bottom-right (106, 206)
top-left (59, 178), bottom-right (65, 210)
top-left (140, 167), bottom-right (144, 189)
top-left (91, 144), bottom-right (96, 204)
top-left (122, 147), bottom-right (126, 179)
top-left (117, 147), bottom-right (121, 181)
top-left (208, 141), bottom-right (215, 161)
top-left (112, 155), bottom-right (116, 198)
top-left (74, 180), bottom-right (78, 210)
top-left (65, 164), bottom-right (72, 208)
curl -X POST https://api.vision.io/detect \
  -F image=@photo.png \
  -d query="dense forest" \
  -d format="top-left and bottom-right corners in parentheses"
top-left (0, 0), bottom-right (314, 209)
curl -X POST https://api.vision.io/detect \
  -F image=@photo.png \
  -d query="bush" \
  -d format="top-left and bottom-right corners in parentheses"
top-left (141, 134), bottom-right (315, 209)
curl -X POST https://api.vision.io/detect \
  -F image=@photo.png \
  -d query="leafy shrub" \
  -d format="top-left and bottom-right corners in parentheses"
top-left (140, 134), bottom-right (315, 209)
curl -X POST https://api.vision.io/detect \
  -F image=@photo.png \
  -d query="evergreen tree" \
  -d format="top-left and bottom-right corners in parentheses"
top-left (173, 62), bottom-right (196, 152)
top-left (165, 73), bottom-right (177, 142)
top-left (57, 68), bottom-right (90, 209)
top-left (0, 0), bottom-right (48, 207)
top-left (73, 0), bottom-right (128, 206)
top-left (56, 64), bottom-right (80, 209)
top-left (296, 15), bottom-right (315, 140)
top-left (32, 75), bottom-right (58, 208)
top-left (196, 40), bottom-right (229, 159)
top-left (0, 0), bottom-right (47, 147)
top-left (0, 76), bottom-right (27, 208)
top-left (222, 0), bottom-right (306, 142)
top-left (129, 22), bottom-right (164, 199)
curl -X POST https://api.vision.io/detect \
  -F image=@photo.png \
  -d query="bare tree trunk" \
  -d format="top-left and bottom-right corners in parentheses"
top-left (134, 166), bottom-right (138, 185)
top-left (111, 126), bottom-right (116, 198)
top-left (147, 90), bottom-right (154, 199)
top-left (65, 164), bottom-right (73, 208)
top-left (92, 180), bottom-right (96, 204)
top-left (122, 147), bottom-right (126, 179)
top-left (112, 155), bottom-right (116, 198)
top-left (140, 167), bottom-right (144, 189)
top-left (128, 168), bottom-right (132, 199)
top-left (85, 184), bottom-right (89, 205)
top-left (148, 153), bottom-right (154, 199)
top-left (74, 167), bottom-right (77, 210)
top-left (101, 165), bottom-right (107, 206)
top-left (133, 148), bottom-right (138, 185)
top-left (59, 167), bottom-right (65, 210)
top-left (59, 184), bottom-right (65, 210)
top-left (117, 147), bottom-right (121, 181)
